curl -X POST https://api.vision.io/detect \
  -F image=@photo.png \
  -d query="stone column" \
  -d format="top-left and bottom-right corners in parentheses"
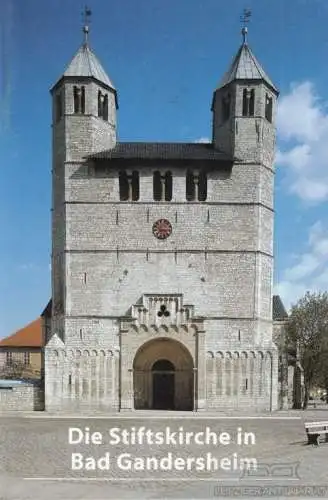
top-left (120, 367), bottom-right (134, 410)
top-left (119, 328), bottom-right (134, 411)
top-left (128, 176), bottom-right (133, 201)
top-left (160, 176), bottom-right (165, 200)
top-left (195, 328), bottom-right (206, 410)
top-left (194, 176), bottom-right (199, 201)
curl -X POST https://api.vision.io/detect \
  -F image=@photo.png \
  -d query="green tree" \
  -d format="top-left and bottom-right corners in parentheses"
top-left (287, 291), bottom-right (328, 410)
top-left (314, 333), bottom-right (328, 403)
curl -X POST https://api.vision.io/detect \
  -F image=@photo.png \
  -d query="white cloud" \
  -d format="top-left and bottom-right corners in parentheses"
top-left (276, 81), bottom-right (328, 202)
top-left (274, 221), bottom-right (328, 309)
top-left (195, 137), bottom-right (210, 143)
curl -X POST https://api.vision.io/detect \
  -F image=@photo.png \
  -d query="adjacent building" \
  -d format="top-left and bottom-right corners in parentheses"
top-left (0, 318), bottom-right (43, 380)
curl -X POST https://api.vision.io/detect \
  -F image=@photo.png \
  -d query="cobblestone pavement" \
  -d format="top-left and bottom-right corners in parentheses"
top-left (1, 409), bottom-right (328, 499)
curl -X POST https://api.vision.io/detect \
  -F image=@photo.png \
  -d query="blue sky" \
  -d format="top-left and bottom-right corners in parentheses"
top-left (1, 0), bottom-right (328, 337)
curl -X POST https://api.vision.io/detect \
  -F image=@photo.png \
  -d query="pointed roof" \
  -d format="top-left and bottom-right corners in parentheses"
top-left (272, 295), bottom-right (288, 321)
top-left (61, 42), bottom-right (116, 91)
top-left (217, 41), bottom-right (278, 94)
top-left (52, 9), bottom-right (116, 92)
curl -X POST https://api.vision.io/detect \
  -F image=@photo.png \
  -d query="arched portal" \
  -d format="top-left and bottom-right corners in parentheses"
top-left (133, 338), bottom-right (194, 411)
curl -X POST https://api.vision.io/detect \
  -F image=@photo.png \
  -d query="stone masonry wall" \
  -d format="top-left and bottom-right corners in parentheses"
top-left (0, 384), bottom-right (44, 412)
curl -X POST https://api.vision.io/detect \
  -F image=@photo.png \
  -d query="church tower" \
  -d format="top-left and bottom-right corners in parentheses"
top-left (211, 25), bottom-right (279, 168)
top-left (47, 12), bottom-right (117, 349)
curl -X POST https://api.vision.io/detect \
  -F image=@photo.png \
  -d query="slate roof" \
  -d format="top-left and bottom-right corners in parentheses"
top-left (0, 319), bottom-right (43, 348)
top-left (53, 43), bottom-right (115, 91)
top-left (41, 299), bottom-right (52, 318)
top-left (88, 142), bottom-right (232, 162)
top-left (272, 295), bottom-right (288, 321)
top-left (217, 42), bottom-right (278, 94)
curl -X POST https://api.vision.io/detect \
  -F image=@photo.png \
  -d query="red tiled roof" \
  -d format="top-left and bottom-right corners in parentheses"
top-left (0, 318), bottom-right (43, 348)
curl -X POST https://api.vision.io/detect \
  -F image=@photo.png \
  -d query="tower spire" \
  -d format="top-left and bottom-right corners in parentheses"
top-left (82, 6), bottom-right (92, 46)
top-left (240, 8), bottom-right (251, 44)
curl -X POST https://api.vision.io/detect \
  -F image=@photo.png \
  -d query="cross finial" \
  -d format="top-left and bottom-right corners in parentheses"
top-left (240, 8), bottom-right (251, 44)
top-left (82, 6), bottom-right (92, 46)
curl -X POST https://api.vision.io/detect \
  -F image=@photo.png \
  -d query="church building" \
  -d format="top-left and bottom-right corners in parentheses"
top-left (45, 18), bottom-right (279, 412)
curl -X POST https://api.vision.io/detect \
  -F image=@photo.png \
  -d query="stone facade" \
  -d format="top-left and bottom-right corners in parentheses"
top-left (45, 31), bottom-right (279, 412)
top-left (0, 382), bottom-right (44, 411)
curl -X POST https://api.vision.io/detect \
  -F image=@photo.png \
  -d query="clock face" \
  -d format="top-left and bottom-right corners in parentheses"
top-left (152, 219), bottom-right (172, 239)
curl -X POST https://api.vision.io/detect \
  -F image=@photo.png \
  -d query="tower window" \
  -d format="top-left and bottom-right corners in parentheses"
top-left (165, 172), bottom-right (172, 201)
top-left (198, 172), bottom-right (207, 201)
top-left (119, 171), bottom-right (129, 201)
top-left (119, 171), bottom-right (139, 201)
top-left (131, 171), bottom-right (139, 201)
top-left (186, 171), bottom-right (207, 201)
top-left (222, 93), bottom-right (231, 122)
top-left (153, 171), bottom-right (172, 201)
top-left (98, 91), bottom-right (102, 117)
top-left (265, 94), bottom-right (273, 123)
top-left (153, 171), bottom-right (162, 201)
top-left (98, 91), bottom-right (109, 121)
top-left (186, 170), bottom-right (195, 201)
top-left (55, 92), bottom-right (63, 122)
top-left (103, 95), bottom-right (108, 121)
top-left (242, 88), bottom-right (255, 117)
top-left (81, 86), bottom-right (85, 113)
top-left (73, 86), bottom-right (85, 114)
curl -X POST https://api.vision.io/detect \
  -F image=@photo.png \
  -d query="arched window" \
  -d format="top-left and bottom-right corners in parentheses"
top-left (73, 86), bottom-right (85, 114)
top-left (103, 95), bottom-right (108, 121)
top-left (119, 171), bottom-right (139, 201)
top-left (98, 91), bottom-right (102, 117)
top-left (153, 171), bottom-right (172, 201)
top-left (73, 86), bottom-right (79, 113)
top-left (98, 91), bottom-right (109, 121)
top-left (198, 172), bottom-right (207, 201)
top-left (131, 171), bottom-right (139, 201)
top-left (222, 93), bottom-right (231, 122)
top-left (153, 171), bottom-right (162, 201)
top-left (55, 92), bottom-right (62, 122)
top-left (242, 88), bottom-right (255, 117)
top-left (119, 171), bottom-right (129, 201)
top-left (265, 94), bottom-right (273, 123)
top-left (186, 170), bottom-right (195, 201)
top-left (186, 171), bottom-right (207, 201)
top-left (81, 86), bottom-right (85, 114)
top-left (165, 171), bottom-right (172, 201)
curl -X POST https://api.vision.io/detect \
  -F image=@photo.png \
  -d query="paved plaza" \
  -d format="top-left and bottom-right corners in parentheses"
top-left (1, 408), bottom-right (328, 499)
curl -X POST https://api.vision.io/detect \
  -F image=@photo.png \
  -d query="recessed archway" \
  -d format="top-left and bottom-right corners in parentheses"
top-left (133, 338), bottom-right (194, 411)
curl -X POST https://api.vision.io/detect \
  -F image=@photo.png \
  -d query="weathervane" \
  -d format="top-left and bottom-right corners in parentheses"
top-left (240, 8), bottom-right (251, 44)
top-left (82, 6), bottom-right (92, 45)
